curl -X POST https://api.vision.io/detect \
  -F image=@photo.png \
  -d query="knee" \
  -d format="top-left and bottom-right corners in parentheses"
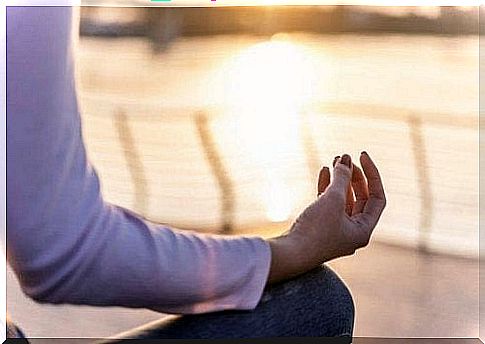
top-left (257, 265), bottom-right (354, 337)
top-left (305, 265), bottom-right (355, 335)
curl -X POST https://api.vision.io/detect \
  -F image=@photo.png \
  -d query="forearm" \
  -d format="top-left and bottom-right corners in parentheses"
top-left (16, 201), bottom-right (272, 314)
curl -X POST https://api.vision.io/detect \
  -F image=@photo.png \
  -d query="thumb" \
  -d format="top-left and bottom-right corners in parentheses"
top-left (330, 154), bottom-right (353, 197)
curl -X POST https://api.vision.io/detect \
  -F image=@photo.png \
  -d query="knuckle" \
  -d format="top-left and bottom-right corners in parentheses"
top-left (373, 196), bottom-right (386, 209)
top-left (341, 166), bottom-right (353, 178)
top-left (334, 164), bottom-right (352, 178)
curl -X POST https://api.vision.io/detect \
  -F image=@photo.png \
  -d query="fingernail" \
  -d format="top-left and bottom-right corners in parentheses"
top-left (340, 154), bottom-right (351, 168)
top-left (361, 151), bottom-right (368, 156)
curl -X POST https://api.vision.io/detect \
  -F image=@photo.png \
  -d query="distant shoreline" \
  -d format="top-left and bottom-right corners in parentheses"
top-left (80, 6), bottom-right (479, 42)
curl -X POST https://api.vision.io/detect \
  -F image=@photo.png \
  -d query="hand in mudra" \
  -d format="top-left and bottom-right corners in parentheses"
top-left (268, 152), bottom-right (386, 283)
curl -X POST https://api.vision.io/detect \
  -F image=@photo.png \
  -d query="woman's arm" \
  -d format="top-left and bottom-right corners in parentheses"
top-left (7, 7), bottom-right (271, 314)
top-left (7, 6), bottom-right (386, 314)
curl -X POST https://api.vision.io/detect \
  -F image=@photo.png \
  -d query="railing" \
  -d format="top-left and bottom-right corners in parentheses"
top-left (194, 112), bottom-right (235, 234)
top-left (114, 109), bottom-right (149, 215)
top-left (408, 115), bottom-right (433, 254)
top-left (105, 99), bottom-right (476, 253)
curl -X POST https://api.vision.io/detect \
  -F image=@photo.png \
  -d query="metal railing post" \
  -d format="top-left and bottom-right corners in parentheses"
top-left (409, 115), bottom-right (434, 253)
top-left (113, 109), bottom-right (149, 216)
top-left (194, 112), bottom-right (235, 234)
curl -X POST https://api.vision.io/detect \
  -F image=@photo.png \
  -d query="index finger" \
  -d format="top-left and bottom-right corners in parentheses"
top-left (360, 151), bottom-right (386, 221)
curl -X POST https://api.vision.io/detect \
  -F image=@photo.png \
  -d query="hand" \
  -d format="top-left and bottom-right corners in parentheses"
top-left (267, 152), bottom-right (386, 284)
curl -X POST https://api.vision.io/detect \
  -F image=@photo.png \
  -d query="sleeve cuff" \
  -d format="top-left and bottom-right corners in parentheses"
top-left (235, 236), bottom-right (272, 311)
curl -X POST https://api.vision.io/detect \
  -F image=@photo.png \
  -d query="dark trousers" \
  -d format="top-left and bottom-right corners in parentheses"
top-left (104, 265), bottom-right (354, 341)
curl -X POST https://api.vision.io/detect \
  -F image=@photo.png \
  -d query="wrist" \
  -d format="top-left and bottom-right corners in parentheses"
top-left (266, 231), bottom-right (321, 284)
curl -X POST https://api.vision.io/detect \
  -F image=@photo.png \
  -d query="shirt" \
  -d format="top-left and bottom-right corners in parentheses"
top-left (6, 6), bottom-right (271, 314)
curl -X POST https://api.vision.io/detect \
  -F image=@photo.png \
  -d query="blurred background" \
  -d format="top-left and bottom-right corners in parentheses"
top-left (7, 4), bottom-right (479, 340)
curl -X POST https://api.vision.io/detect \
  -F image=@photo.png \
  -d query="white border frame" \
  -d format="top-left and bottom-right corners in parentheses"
top-left (1, 1), bottom-right (482, 343)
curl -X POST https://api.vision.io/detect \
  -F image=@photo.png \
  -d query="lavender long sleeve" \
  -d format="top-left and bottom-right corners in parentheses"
top-left (6, 7), bottom-right (271, 314)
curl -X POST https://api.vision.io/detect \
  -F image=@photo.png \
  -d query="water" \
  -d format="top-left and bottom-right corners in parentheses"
top-left (77, 32), bottom-right (479, 257)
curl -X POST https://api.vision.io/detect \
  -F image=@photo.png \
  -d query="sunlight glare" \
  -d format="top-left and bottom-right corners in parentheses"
top-left (264, 170), bottom-right (292, 222)
top-left (224, 39), bottom-right (316, 222)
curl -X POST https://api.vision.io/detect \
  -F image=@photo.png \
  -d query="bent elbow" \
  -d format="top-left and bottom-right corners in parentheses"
top-left (17, 272), bottom-right (64, 304)
top-left (9, 202), bottom-right (112, 306)
top-left (10, 247), bottom-right (86, 305)
top-left (23, 287), bottom-right (49, 303)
